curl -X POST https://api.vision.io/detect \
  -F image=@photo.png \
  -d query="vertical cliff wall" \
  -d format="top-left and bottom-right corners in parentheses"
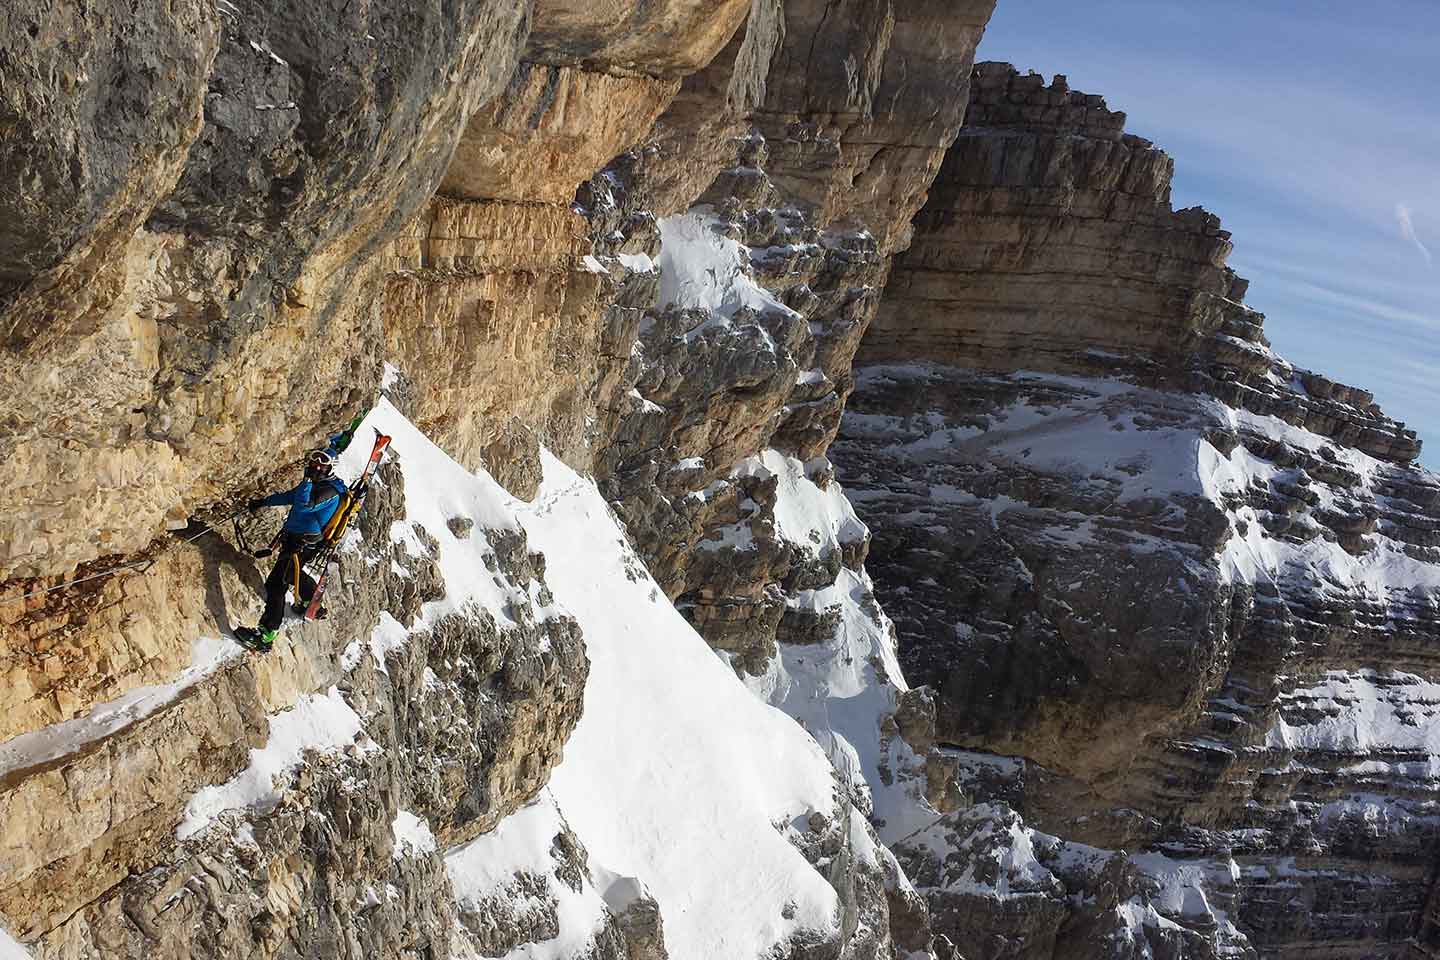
top-left (381, 0), bottom-right (756, 497)
top-left (0, 3), bottom-right (999, 957)
top-left (592, 0), bottom-right (999, 671)
top-left (836, 64), bottom-right (1440, 959)
top-left (8, 4), bottom-right (1436, 958)
top-left (0, 0), bottom-right (531, 581)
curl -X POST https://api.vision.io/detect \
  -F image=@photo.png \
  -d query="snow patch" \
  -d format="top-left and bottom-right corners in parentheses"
top-left (657, 213), bottom-right (800, 320)
top-left (446, 795), bottom-right (613, 960)
top-left (380, 360), bottom-right (401, 390)
top-left (0, 927), bottom-right (30, 960)
top-left (1267, 670), bottom-right (1440, 766)
top-left (341, 611), bottom-right (411, 674)
top-left (392, 809), bottom-right (437, 860)
top-left (616, 252), bottom-right (656, 274)
top-left (0, 633), bottom-right (240, 782)
top-left (178, 686), bottom-right (370, 840)
top-left (734, 450), bottom-right (867, 550)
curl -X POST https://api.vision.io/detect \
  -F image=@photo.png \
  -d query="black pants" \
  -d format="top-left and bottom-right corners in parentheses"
top-left (260, 535), bottom-right (320, 630)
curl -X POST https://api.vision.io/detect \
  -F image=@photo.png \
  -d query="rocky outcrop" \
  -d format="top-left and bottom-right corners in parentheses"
top-left (861, 63), bottom-right (1239, 372)
top-left (388, 0), bottom-right (754, 497)
top-left (861, 62), bottom-right (1420, 465)
top-left (2, 398), bottom-right (588, 954)
top-left (589, 1), bottom-right (998, 675)
top-left (4, 1), bottom-right (993, 955)
top-left (836, 64), bottom-right (1440, 958)
top-left (753, 0), bottom-right (998, 250)
top-left (12, 2), bottom-right (1436, 958)
top-left (380, 198), bottom-right (607, 495)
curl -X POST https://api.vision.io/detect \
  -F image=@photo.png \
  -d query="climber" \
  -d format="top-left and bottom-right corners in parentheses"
top-left (234, 445), bottom-right (349, 651)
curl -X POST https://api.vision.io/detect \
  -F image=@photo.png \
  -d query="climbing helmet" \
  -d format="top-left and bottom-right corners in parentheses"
top-left (305, 448), bottom-right (336, 478)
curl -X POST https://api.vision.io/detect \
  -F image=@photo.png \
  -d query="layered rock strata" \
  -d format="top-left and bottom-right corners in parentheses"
top-left (836, 64), bottom-right (1440, 959)
top-left (0, 0), bottom-right (755, 765)
top-left (2, 6), bottom-right (1010, 955)
top-left (0, 0), bottom-right (756, 581)
top-left (388, 0), bottom-right (754, 497)
top-left (15, 3), bottom-right (1437, 959)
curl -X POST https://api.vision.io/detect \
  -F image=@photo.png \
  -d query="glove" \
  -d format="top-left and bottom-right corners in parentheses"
top-left (246, 498), bottom-right (264, 513)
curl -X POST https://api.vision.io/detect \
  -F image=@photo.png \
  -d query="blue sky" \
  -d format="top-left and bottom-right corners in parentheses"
top-left (978, 1), bottom-right (1440, 465)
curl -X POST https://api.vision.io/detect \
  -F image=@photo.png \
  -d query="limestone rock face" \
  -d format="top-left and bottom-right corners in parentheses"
top-left (388, 0), bottom-right (759, 497)
top-left (0, 0), bottom-right (215, 320)
top-left (22, 3), bottom-right (1440, 959)
top-left (0, 0), bottom-right (529, 582)
top-left (441, 63), bottom-right (681, 206)
top-left (862, 63), bottom-right (1241, 372)
top-left (754, 0), bottom-right (998, 250)
top-left (558, 12), bottom-right (1002, 956)
top-left (381, 199), bottom-right (607, 496)
top-left (590, 0), bottom-right (998, 673)
top-left (836, 64), bottom-right (1440, 959)
top-left (526, 0), bottom-right (754, 77)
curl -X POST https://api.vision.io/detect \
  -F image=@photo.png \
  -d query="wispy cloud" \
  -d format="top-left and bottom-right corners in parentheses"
top-left (1247, 272), bottom-right (1439, 332)
top-left (977, 0), bottom-right (1440, 464)
top-left (1396, 204), bottom-right (1433, 266)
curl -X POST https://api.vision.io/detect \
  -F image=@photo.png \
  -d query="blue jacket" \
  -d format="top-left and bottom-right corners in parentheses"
top-left (261, 475), bottom-right (348, 537)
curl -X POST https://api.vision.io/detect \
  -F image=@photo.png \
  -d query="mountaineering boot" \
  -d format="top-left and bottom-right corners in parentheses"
top-left (235, 626), bottom-right (278, 652)
top-left (292, 602), bottom-right (327, 620)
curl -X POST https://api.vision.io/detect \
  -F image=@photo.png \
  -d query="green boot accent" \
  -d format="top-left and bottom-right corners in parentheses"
top-left (236, 626), bottom-right (279, 652)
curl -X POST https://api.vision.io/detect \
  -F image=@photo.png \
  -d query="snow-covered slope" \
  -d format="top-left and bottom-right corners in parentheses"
top-left (184, 399), bottom-right (865, 959)
top-left (3, 389), bottom-right (900, 958)
top-left (348, 400), bottom-right (882, 957)
top-left (515, 450), bottom-right (848, 957)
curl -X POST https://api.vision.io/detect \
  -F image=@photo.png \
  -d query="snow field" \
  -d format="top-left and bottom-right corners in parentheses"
top-left (852, 365), bottom-right (1440, 606)
top-left (446, 795), bottom-right (615, 960)
top-left (340, 399), bottom-right (556, 631)
top-left (518, 450), bottom-right (846, 959)
top-left (152, 396), bottom-right (856, 957)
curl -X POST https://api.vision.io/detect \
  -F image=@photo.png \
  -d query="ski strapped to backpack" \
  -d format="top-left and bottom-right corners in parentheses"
top-left (235, 410), bottom-right (375, 561)
top-left (303, 429), bottom-right (392, 621)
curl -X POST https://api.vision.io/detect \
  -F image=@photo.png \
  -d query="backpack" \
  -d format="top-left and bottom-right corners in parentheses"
top-left (319, 479), bottom-right (368, 548)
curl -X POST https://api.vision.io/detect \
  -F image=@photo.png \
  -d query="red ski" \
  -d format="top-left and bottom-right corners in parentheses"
top-left (304, 430), bottom-right (392, 621)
